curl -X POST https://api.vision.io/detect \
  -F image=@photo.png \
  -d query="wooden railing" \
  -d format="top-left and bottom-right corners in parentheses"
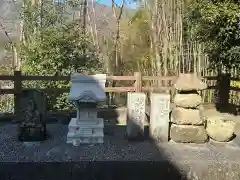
top-left (0, 71), bottom-right (239, 116)
top-left (0, 72), bottom-right (239, 94)
top-left (0, 71), bottom-right (177, 115)
top-left (0, 71), bottom-right (177, 94)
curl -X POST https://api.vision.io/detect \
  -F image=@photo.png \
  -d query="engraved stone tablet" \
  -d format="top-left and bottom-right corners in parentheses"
top-left (150, 93), bottom-right (170, 142)
top-left (126, 92), bottom-right (146, 139)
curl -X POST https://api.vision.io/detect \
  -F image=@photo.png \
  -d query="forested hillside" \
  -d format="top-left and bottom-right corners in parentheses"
top-left (0, 0), bottom-right (133, 65)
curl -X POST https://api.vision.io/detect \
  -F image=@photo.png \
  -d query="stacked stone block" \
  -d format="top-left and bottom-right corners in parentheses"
top-left (170, 74), bottom-right (208, 143)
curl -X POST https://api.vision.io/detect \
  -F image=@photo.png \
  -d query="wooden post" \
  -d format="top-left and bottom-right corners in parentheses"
top-left (215, 73), bottom-right (230, 111)
top-left (14, 71), bottom-right (22, 117)
top-left (157, 72), bottom-right (162, 90)
top-left (134, 72), bottom-right (142, 92)
top-left (157, 72), bottom-right (170, 93)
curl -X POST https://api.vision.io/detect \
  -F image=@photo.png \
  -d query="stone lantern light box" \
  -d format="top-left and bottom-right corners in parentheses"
top-left (67, 73), bottom-right (107, 146)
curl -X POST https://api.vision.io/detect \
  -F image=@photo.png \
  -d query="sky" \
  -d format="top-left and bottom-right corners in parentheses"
top-left (97, 0), bottom-right (125, 6)
top-left (97, 0), bottom-right (136, 8)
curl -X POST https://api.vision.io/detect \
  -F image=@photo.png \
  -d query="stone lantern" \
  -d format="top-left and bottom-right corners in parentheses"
top-left (170, 73), bottom-right (208, 143)
top-left (67, 73), bottom-right (106, 146)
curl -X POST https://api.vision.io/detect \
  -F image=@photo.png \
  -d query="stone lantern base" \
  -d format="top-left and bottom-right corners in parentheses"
top-left (67, 118), bottom-right (104, 146)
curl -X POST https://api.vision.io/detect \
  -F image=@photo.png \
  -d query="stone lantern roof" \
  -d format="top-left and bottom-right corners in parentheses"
top-left (174, 73), bottom-right (207, 91)
top-left (68, 73), bottom-right (107, 102)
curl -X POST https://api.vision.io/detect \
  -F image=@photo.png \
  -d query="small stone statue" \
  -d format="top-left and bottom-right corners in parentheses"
top-left (18, 98), bottom-right (46, 141)
top-left (23, 99), bottom-right (40, 124)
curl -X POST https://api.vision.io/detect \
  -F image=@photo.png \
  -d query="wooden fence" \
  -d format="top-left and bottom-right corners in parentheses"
top-left (0, 71), bottom-right (176, 115)
top-left (0, 71), bottom-right (177, 93)
top-left (0, 71), bottom-right (239, 115)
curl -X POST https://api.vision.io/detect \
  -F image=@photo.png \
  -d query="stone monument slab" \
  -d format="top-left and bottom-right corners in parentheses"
top-left (18, 89), bottom-right (47, 142)
top-left (150, 93), bottom-right (170, 142)
top-left (126, 92), bottom-right (146, 139)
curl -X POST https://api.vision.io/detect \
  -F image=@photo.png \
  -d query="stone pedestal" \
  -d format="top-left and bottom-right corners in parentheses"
top-left (67, 118), bottom-right (104, 145)
top-left (67, 74), bottom-right (106, 146)
top-left (67, 103), bottom-right (104, 145)
top-left (170, 74), bottom-right (208, 143)
top-left (170, 124), bottom-right (208, 143)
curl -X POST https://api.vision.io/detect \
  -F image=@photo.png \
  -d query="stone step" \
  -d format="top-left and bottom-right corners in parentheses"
top-left (69, 125), bottom-right (104, 131)
top-left (76, 119), bottom-right (104, 127)
top-left (68, 127), bottom-right (103, 134)
top-left (67, 130), bottom-right (104, 138)
top-left (67, 136), bottom-right (104, 145)
top-left (68, 118), bottom-right (104, 128)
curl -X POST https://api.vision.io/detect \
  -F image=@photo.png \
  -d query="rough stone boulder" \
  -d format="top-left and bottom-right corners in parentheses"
top-left (174, 93), bottom-right (202, 108)
top-left (171, 107), bottom-right (204, 125)
top-left (170, 124), bottom-right (208, 143)
top-left (205, 114), bottom-right (236, 142)
top-left (174, 73), bottom-right (207, 91)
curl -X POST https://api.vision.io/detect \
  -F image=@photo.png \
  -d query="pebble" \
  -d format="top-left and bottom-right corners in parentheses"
top-left (0, 124), bottom-right (240, 163)
top-left (1, 124), bottom-right (240, 180)
top-left (23, 142), bottom-right (41, 147)
top-left (0, 124), bottom-right (162, 162)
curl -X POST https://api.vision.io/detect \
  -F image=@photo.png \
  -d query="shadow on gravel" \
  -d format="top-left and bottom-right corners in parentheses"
top-left (0, 118), bottom-right (187, 180)
top-left (0, 74), bottom-right (187, 180)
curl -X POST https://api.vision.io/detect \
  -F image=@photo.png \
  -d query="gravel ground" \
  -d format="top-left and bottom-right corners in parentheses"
top-left (0, 124), bottom-right (167, 162)
top-left (1, 123), bottom-right (240, 163)
top-left (1, 124), bottom-right (240, 180)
